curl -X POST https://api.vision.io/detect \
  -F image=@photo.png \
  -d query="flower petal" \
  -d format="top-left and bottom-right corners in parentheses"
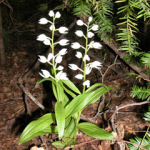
top-left (75, 51), bottom-right (82, 58)
top-left (55, 55), bottom-right (62, 63)
top-left (77, 20), bottom-right (84, 26)
top-left (37, 34), bottom-right (47, 41)
top-left (38, 55), bottom-right (47, 63)
top-left (43, 39), bottom-right (50, 45)
top-left (88, 32), bottom-right (94, 38)
top-left (39, 70), bottom-right (51, 78)
top-left (92, 61), bottom-right (102, 69)
top-left (39, 18), bottom-right (48, 24)
top-left (83, 54), bottom-right (90, 61)
top-left (75, 74), bottom-right (83, 79)
top-left (59, 39), bottom-right (69, 46)
top-left (75, 30), bottom-right (83, 37)
top-left (58, 66), bottom-right (64, 70)
top-left (48, 10), bottom-right (54, 17)
top-left (49, 25), bottom-right (55, 31)
top-left (59, 48), bottom-right (67, 55)
top-left (91, 24), bottom-right (99, 31)
top-left (56, 71), bottom-right (68, 80)
top-left (71, 42), bottom-right (81, 49)
top-left (68, 64), bottom-right (79, 70)
top-left (47, 53), bottom-right (54, 61)
top-left (59, 27), bottom-right (68, 34)
top-left (88, 16), bottom-right (93, 23)
top-left (55, 12), bottom-right (61, 18)
top-left (93, 42), bottom-right (102, 49)
top-left (83, 80), bottom-right (90, 88)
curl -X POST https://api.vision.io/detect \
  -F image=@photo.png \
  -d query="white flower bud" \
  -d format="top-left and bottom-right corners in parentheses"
top-left (58, 26), bottom-right (68, 34)
top-left (38, 55), bottom-right (47, 63)
top-left (55, 55), bottom-right (62, 63)
top-left (56, 71), bottom-right (68, 80)
top-left (88, 16), bottom-right (93, 22)
top-left (47, 53), bottom-right (54, 61)
top-left (71, 42), bottom-right (81, 49)
top-left (93, 42), bottom-right (102, 49)
top-left (77, 20), bottom-right (84, 26)
top-left (59, 48), bottom-right (67, 55)
top-left (83, 54), bottom-right (90, 61)
top-left (75, 51), bottom-right (82, 58)
top-left (55, 12), bottom-right (61, 18)
top-left (58, 66), bottom-right (64, 70)
top-left (88, 32), bottom-right (94, 38)
top-left (39, 18), bottom-right (48, 24)
top-left (92, 61), bottom-right (102, 69)
top-left (49, 25), bottom-right (55, 31)
top-left (69, 64), bottom-right (79, 70)
top-left (39, 70), bottom-right (51, 78)
top-left (59, 39), bottom-right (69, 46)
top-left (37, 34), bottom-right (47, 41)
top-left (49, 10), bottom-right (54, 17)
top-left (85, 66), bottom-right (92, 75)
top-left (43, 39), bottom-right (50, 45)
top-left (75, 74), bottom-right (83, 79)
top-left (91, 24), bottom-right (99, 31)
top-left (83, 80), bottom-right (90, 88)
top-left (75, 30), bottom-right (83, 37)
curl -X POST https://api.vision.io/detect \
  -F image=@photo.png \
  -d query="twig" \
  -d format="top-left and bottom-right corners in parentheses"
top-left (19, 84), bottom-right (45, 110)
top-left (111, 101), bottom-right (150, 133)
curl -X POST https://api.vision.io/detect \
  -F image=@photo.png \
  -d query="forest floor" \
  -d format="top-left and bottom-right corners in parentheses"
top-left (0, 42), bottom-right (149, 150)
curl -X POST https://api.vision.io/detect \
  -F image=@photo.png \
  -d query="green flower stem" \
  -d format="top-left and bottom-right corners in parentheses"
top-left (51, 16), bottom-right (60, 102)
top-left (82, 25), bottom-right (89, 93)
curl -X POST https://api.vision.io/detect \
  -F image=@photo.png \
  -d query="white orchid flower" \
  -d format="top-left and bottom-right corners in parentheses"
top-left (92, 61), bottom-right (102, 69)
top-left (37, 34), bottom-right (47, 41)
top-left (83, 54), bottom-right (90, 61)
top-left (39, 70), bottom-right (52, 78)
top-left (77, 20), bottom-right (84, 26)
top-left (58, 27), bottom-right (68, 34)
top-left (75, 30), bottom-right (83, 37)
top-left (75, 51), bottom-right (82, 58)
top-left (55, 12), bottom-right (61, 18)
top-left (93, 42), bottom-right (102, 49)
top-left (88, 32), bottom-right (94, 38)
top-left (58, 66), bottom-right (64, 70)
top-left (83, 80), bottom-right (90, 88)
top-left (49, 24), bottom-right (55, 31)
top-left (48, 10), bottom-right (54, 17)
top-left (43, 39), bottom-right (50, 45)
top-left (59, 48), bottom-right (67, 55)
top-left (89, 41), bottom-right (95, 48)
top-left (88, 16), bottom-right (93, 22)
top-left (56, 71), bottom-right (68, 80)
top-left (71, 42), bottom-right (81, 49)
top-left (91, 24), bottom-right (99, 31)
top-left (38, 55), bottom-right (47, 63)
top-left (47, 53), bottom-right (54, 61)
top-left (55, 55), bottom-right (62, 63)
top-left (68, 64), bottom-right (79, 70)
top-left (39, 18), bottom-right (48, 24)
top-left (59, 39), bottom-right (69, 46)
top-left (75, 74), bottom-right (83, 79)
top-left (85, 66), bottom-right (92, 75)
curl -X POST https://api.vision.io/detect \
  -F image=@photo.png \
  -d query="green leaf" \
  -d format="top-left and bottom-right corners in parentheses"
top-left (55, 102), bottom-right (65, 139)
top-left (42, 125), bottom-right (58, 134)
top-left (52, 141), bottom-right (66, 149)
top-left (52, 82), bottom-right (58, 100)
top-left (85, 83), bottom-right (108, 93)
top-left (36, 78), bottom-right (55, 85)
top-left (19, 113), bottom-right (55, 144)
top-left (78, 122), bottom-right (113, 140)
top-left (65, 86), bottom-right (113, 118)
top-left (62, 80), bottom-right (81, 95)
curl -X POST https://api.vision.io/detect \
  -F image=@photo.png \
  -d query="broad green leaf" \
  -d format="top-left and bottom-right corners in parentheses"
top-left (63, 93), bottom-right (70, 106)
top-left (55, 101), bottom-right (65, 139)
top-left (85, 83), bottom-right (107, 93)
top-left (52, 141), bottom-right (66, 149)
top-left (19, 113), bottom-right (55, 144)
top-left (36, 78), bottom-right (55, 85)
top-left (62, 85), bottom-right (77, 98)
top-left (65, 87), bottom-right (113, 118)
top-left (78, 122), bottom-right (113, 140)
top-left (62, 79), bottom-right (81, 95)
top-left (57, 81), bottom-right (64, 102)
top-left (42, 125), bottom-right (58, 134)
